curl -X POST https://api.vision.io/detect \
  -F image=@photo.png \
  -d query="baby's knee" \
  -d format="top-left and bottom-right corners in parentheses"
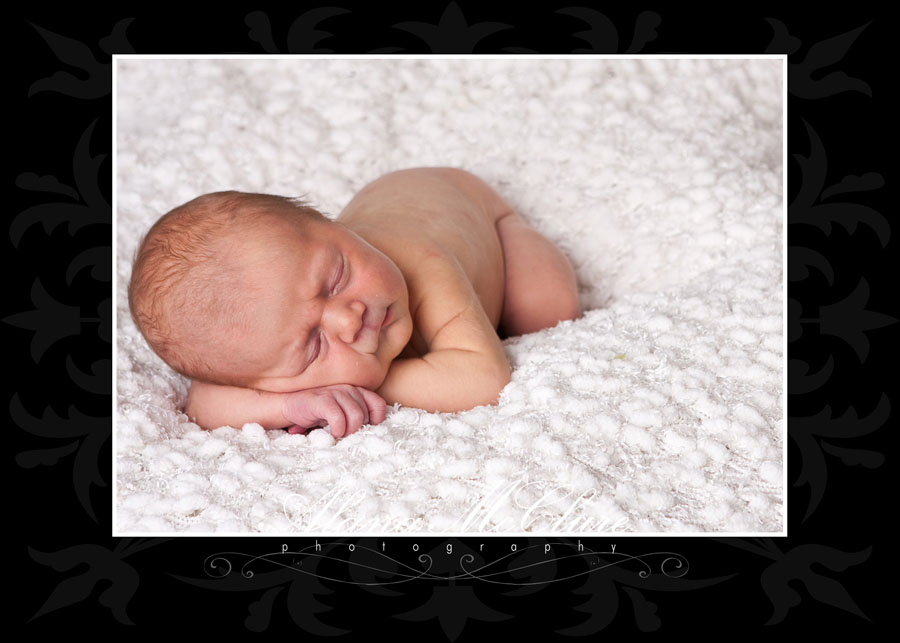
top-left (557, 289), bottom-right (582, 322)
top-left (545, 248), bottom-right (580, 319)
top-left (544, 283), bottom-right (581, 327)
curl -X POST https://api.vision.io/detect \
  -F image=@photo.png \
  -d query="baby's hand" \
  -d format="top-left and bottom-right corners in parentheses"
top-left (282, 385), bottom-right (387, 438)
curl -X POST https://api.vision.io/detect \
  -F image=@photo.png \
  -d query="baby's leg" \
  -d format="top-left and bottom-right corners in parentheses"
top-left (495, 211), bottom-right (581, 338)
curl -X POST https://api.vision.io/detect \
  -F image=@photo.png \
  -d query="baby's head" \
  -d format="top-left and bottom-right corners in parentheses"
top-left (128, 191), bottom-right (413, 392)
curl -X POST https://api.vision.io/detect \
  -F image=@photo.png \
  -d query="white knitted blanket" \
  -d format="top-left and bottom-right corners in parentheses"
top-left (115, 57), bottom-right (784, 534)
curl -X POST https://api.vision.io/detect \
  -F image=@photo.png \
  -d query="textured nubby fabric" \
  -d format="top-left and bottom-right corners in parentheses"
top-left (116, 58), bottom-right (784, 533)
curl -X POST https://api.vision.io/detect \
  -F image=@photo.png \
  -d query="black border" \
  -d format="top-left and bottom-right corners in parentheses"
top-left (12, 3), bottom-right (893, 636)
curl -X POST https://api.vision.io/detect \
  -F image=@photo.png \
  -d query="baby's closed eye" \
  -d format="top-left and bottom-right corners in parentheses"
top-left (329, 255), bottom-right (347, 296)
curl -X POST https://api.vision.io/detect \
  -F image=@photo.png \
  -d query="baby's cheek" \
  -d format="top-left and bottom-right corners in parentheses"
top-left (365, 364), bottom-right (390, 390)
top-left (353, 359), bottom-right (390, 390)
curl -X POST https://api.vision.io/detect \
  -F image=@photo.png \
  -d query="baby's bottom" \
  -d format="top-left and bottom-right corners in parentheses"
top-left (495, 211), bottom-right (581, 338)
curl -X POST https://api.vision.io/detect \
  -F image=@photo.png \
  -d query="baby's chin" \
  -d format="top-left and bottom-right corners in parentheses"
top-left (348, 339), bottom-right (406, 391)
top-left (348, 364), bottom-right (390, 391)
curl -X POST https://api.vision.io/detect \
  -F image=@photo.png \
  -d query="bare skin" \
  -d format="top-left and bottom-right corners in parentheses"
top-left (184, 167), bottom-right (581, 436)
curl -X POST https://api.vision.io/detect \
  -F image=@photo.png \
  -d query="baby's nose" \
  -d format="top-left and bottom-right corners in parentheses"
top-left (328, 300), bottom-right (366, 343)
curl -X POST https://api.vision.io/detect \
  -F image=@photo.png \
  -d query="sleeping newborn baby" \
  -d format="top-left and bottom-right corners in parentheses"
top-left (128, 167), bottom-right (581, 437)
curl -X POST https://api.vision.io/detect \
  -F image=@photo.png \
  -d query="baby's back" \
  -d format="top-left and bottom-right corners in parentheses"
top-left (338, 168), bottom-right (511, 333)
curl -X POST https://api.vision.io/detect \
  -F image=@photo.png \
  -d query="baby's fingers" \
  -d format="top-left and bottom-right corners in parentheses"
top-left (340, 387), bottom-right (370, 427)
top-left (332, 390), bottom-right (367, 436)
top-left (309, 397), bottom-right (346, 438)
top-left (358, 388), bottom-right (387, 425)
top-left (326, 406), bottom-right (349, 438)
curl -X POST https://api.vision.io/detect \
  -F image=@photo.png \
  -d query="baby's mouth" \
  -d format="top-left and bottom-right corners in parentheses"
top-left (362, 305), bottom-right (391, 331)
top-left (355, 308), bottom-right (383, 354)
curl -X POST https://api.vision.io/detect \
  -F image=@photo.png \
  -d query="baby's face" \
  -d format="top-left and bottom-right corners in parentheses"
top-left (232, 216), bottom-right (413, 392)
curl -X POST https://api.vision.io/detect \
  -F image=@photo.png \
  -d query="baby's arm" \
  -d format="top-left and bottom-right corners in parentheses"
top-left (377, 296), bottom-right (511, 413)
top-left (377, 349), bottom-right (510, 413)
top-left (185, 380), bottom-right (386, 437)
top-left (186, 380), bottom-right (287, 430)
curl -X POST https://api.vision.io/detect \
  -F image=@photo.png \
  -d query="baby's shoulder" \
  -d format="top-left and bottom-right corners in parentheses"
top-left (404, 245), bottom-right (497, 346)
top-left (344, 167), bottom-right (509, 333)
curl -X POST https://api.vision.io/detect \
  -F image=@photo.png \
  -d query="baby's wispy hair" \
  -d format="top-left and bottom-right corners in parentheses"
top-left (128, 191), bottom-right (325, 385)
